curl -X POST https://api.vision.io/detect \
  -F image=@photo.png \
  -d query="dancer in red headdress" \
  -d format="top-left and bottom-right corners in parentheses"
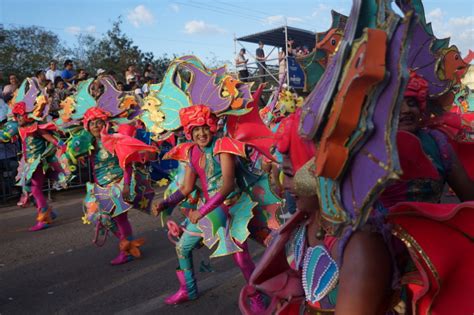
top-left (12, 101), bottom-right (67, 231)
top-left (79, 107), bottom-right (157, 265)
top-left (152, 105), bottom-right (267, 310)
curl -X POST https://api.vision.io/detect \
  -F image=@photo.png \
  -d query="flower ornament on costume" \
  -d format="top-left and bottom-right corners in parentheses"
top-left (12, 102), bottom-right (28, 118)
top-left (404, 71), bottom-right (429, 113)
top-left (83, 107), bottom-right (110, 130)
top-left (179, 105), bottom-right (218, 140)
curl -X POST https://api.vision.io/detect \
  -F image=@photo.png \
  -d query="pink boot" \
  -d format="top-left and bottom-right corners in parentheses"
top-left (17, 192), bottom-right (31, 208)
top-left (29, 221), bottom-right (49, 232)
top-left (110, 252), bottom-right (133, 265)
top-left (164, 269), bottom-right (198, 304)
top-left (29, 207), bottom-right (54, 232)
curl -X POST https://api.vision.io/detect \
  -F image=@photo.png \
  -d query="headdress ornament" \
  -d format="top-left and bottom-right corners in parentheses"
top-left (83, 107), bottom-right (110, 130)
top-left (179, 104), bottom-right (218, 140)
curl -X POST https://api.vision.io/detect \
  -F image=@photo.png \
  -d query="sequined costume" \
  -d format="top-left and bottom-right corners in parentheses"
top-left (79, 107), bottom-right (157, 265)
top-left (158, 103), bottom-right (279, 308)
top-left (12, 102), bottom-right (67, 231)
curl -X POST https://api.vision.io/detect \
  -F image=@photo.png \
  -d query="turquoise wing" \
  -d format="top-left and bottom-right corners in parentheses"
top-left (156, 63), bottom-right (191, 131)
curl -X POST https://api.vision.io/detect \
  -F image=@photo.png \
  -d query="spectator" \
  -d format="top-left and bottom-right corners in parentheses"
top-left (90, 79), bottom-right (104, 99)
top-left (54, 77), bottom-right (71, 102)
top-left (61, 59), bottom-right (76, 84)
top-left (287, 38), bottom-right (296, 56)
top-left (45, 79), bottom-right (54, 95)
top-left (143, 63), bottom-right (157, 82)
top-left (35, 70), bottom-right (46, 87)
top-left (256, 41), bottom-right (267, 83)
top-left (76, 68), bottom-right (88, 84)
top-left (44, 79), bottom-right (57, 118)
top-left (117, 81), bottom-right (125, 92)
top-left (141, 76), bottom-right (153, 97)
top-left (125, 64), bottom-right (140, 85)
top-left (235, 48), bottom-right (249, 82)
top-left (96, 68), bottom-right (106, 78)
top-left (3, 74), bottom-right (19, 102)
top-left (45, 60), bottom-right (62, 83)
top-left (278, 49), bottom-right (287, 83)
top-left (128, 80), bottom-right (142, 98)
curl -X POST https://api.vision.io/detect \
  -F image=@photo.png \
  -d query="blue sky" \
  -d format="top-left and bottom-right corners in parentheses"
top-left (1, 0), bottom-right (473, 69)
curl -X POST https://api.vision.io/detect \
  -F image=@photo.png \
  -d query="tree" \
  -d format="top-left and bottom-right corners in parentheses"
top-left (0, 19), bottom-right (173, 85)
top-left (0, 24), bottom-right (69, 81)
top-left (80, 17), bottom-right (171, 82)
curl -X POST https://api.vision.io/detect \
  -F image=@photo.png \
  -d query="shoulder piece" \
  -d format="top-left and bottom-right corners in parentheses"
top-left (101, 131), bottom-right (158, 169)
top-left (398, 131), bottom-right (440, 180)
top-left (163, 142), bottom-right (195, 162)
top-left (38, 122), bottom-right (58, 132)
top-left (213, 136), bottom-right (246, 157)
top-left (19, 122), bottom-right (38, 139)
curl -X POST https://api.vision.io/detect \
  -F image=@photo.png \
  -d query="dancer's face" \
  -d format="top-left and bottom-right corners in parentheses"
top-left (89, 119), bottom-right (105, 138)
top-left (399, 97), bottom-right (421, 133)
top-left (192, 125), bottom-right (213, 148)
top-left (16, 114), bottom-right (27, 126)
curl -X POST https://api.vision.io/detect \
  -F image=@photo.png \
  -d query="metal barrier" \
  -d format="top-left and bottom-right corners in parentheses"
top-left (0, 142), bottom-right (21, 202)
top-left (0, 142), bottom-right (93, 204)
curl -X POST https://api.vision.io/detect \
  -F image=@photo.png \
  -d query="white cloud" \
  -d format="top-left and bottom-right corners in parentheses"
top-left (449, 16), bottom-right (474, 26)
top-left (127, 5), bottom-right (155, 28)
top-left (184, 20), bottom-right (226, 35)
top-left (427, 8), bottom-right (443, 20)
top-left (311, 4), bottom-right (331, 17)
top-left (169, 3), bottom-right (180, 13)
top-left (65, 26), bottom-right (81, 35)
top-left (262, 15), bottom-right (304, 26)
top-left (85, 25), bottom-right (96, 33)
top-left (65, 25), bottom-right (96, 35)
top-left (426, 12), bottom-right (474, 56)
top-left (288, 17), bottom-right (305, 24)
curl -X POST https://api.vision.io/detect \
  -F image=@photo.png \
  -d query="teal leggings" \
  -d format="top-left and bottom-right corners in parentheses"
top-left (176, 221), bottom-right (202, 270)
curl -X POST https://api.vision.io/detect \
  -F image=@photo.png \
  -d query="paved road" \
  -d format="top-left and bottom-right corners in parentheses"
top-left (0, 189), bottom-right (262, 315)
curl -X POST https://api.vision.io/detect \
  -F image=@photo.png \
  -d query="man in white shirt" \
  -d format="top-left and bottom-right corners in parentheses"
top-left (235, 48), bottom-right (249, 82)
top-left (45, 60), bottom-right (62, 83)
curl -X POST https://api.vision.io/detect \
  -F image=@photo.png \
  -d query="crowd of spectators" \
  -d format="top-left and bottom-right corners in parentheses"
top-left (0, 60), bottom-right (159, 119)
top-left (0, 60), bottom-right (161, 201)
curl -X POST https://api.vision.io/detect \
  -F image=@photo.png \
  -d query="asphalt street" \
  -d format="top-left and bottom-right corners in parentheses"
top-left (0, 188), bottom-right (262, 315)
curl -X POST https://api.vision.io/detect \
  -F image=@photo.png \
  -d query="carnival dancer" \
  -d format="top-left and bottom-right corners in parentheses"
top-left (80, 107), bottom-right (157, 265)
top-left (12, 101), bottom-right (67, 231)
top-left (382, 72), bottom-right (474, 314)
top-left (380, 71), bottom-right (474, 206)
top-left (240, 108), bottom-right (396, 314)
top-left (240, 72), bottom-right (474, 314)
top-left (152, 105), bottom-right (265, 309)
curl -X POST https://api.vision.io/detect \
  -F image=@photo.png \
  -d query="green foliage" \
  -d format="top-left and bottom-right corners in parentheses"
top-left (0, 24), bottom-right (69, 81)
top-left (69, 18), bottom-right (173, 83)
top-left (0, 18), bottom-right (172, 84)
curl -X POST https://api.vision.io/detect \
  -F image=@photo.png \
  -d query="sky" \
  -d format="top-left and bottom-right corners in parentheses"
top-left (1, 0), bottom-right (473, 69)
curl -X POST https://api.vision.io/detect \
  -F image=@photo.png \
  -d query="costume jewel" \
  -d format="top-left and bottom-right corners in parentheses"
top-left (293, 225), bottom-right (306, 271)
top-left (302, 245), bottom-right (339, 303)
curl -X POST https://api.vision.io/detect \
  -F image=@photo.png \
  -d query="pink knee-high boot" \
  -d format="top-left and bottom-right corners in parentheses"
top-left (110, 213), bottom-right (144, 265)
top-left (29, 168), bottom-right (55, 231)
top-left (232, 242), bottom-right (256, 282)
top-left (233, 242), bottom-right (266, 312)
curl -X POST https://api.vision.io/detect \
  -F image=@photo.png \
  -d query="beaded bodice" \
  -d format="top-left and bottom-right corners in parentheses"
top-left (93, 140), bottom-right (123, 186)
